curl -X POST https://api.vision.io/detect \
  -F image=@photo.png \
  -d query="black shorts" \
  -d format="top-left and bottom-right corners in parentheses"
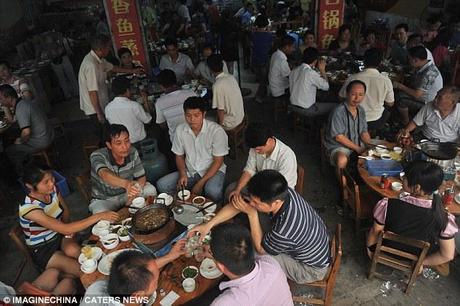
top-left (28, 234), bottom-right (63, 272)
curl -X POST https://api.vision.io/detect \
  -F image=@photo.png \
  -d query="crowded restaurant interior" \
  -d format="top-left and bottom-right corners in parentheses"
top-left (2, 0), bottom-right (460, 305)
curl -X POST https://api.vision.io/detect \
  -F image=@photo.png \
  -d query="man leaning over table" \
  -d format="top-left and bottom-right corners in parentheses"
top-left (325, 80), bottom-right (372, 180)
top-left (191, 170), bottom-right (331, 284)
top-left (89, 124), bottom-right (157, 214)
top-left (226, 122), bottom-right (297, 201)
top-left (80, 243), bottom-right (185, 306)
top-left (78, 34), bottom-right (142, 141)
top-left (398, 86), bottom-right (460, 144)
top-left (209, 223), bottom-right (293, 306)
top-left (156, 97), bottom-right (229, 203)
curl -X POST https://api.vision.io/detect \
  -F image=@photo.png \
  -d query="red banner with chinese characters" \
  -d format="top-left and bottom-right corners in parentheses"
top-left (104, 0), bottom-right (148, 68)
top-left (317, 0), bottom-right (345, 50)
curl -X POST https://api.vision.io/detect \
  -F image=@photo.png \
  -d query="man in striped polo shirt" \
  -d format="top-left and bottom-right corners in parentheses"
top-left (89, 124), bottom-right (157, 213)
top-left (191, 170), bottom-right (331, 283)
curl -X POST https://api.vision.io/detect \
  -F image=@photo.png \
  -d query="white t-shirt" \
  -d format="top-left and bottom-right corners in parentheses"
top-left (244, 138), bottom-right (298, 188)
top-left (105, 96), bottom-right (152, 143)
top-left (172, 120), bottom-right (229, 176)
top-left (212, 72), bottom-right (245, 130)
top-left (289, 63), bottom-right (329, 109)
top-left (269, 49), bottom-right (291, 97)
top-left (159, 53), bottom-right (194, 84)
top-left (78, 50), bottom-right (113, 115)
top-left (339, 68), bottom-right (394, 122)
top-left (155, 89), bottom-right (197, 142)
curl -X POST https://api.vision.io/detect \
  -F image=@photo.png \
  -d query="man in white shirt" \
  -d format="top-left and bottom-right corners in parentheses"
top-left (269, 36), bottom-right (295, 98)
top-left (156, 97), bottom-right (229, 203)
top-left (208, 54), bottom-right (245, 130)
top-left (194, 45), bottom-right (229, 85)
top-left (155, 69), bottom-right (197, 143)
top-left (399, 86), bottom-right (460, 143)
top-left (159, 38), bottom-right (195, 84)
top-left (227, 122), bottom-right (297, 200)
top-left (105, 76), bottom-right (152, 146)
top-left (177, 0), bottom-right (191, 23)
top-left (78, 35), bottom-right (141, 140)
top-left (289, 47), bottom-right (335, 116)
top-left (339, 48), bottom-right (394, 131)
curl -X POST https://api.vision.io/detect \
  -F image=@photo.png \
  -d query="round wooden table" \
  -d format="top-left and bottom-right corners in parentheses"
top-left (358, 146), bottom-right (460, 215)
top-left (80, 197), bottom-right (222, 305)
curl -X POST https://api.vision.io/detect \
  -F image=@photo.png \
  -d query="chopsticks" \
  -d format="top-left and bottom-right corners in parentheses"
top-left (195, 202), bottom-right (215, 214)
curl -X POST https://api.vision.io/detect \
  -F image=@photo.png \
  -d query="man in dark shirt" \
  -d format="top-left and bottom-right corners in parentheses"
top-left (191, 170), bottom-right (331, 283)
top-left (0, 84), bottom-right (54, 176)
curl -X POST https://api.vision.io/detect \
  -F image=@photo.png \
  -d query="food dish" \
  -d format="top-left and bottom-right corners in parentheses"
top-left (101, 233), bottom-right (119, 250)
top-left (182, 266), bottom-right (199, 279)
top-left (204, 202), bottom-right (216, 213)
top-left (78, 246), bottom-right (103, 264)
top-left (199, 258), bottom-right (222, 279)
top-left (174, 204), bottom-right (204, 226)
top-left (455, 193), bottom-right (460, 205)
top-left (192, 196), bottom-right (206, 206)
top-left (134, 207), bottom-right (170, 232)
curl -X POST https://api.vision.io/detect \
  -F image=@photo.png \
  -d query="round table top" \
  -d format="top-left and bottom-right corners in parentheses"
top-left (357, 143), bottom-right (460, 215)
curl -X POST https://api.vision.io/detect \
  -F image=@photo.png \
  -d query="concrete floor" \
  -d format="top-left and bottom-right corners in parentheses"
top-left (0, 67), bottom-right (459, 305)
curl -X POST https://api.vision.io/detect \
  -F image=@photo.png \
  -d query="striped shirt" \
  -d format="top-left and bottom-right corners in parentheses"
top-left (90, 147), bottom-right (145, 200)
top-left (19, 189), bottom-right (63, 246)
top-left (262, 188), bottom-right (331, 268)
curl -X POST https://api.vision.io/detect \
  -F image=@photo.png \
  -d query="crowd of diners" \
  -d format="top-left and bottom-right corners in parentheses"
top-left (1, 0), bottom-right (460, 304)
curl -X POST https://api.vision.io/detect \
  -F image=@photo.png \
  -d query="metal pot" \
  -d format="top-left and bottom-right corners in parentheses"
top-left (417, 140), bottom-right (458, 160)
top-left (131, 203), bottom-right (173, 235)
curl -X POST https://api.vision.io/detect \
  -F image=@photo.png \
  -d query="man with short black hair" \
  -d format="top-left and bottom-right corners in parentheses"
top-left (89, 124), bottom-right (157, 213)
top-left (81, 243), bottom-right (185, 306)
top-left (394, 45), bottom-right (443, 125)
top-left (388, 23), bottom-right (409, 65)
top-left (194, 45), bottom-right (228, 85)
top-left (269, 36), bottom-right (295, 98)
top-left (78, 35), bottom-right (142, 125)
top-left (105, 76), bottom-right (152, 145)
top-left (192, 170), bottom-right (331, 284)
top-left (407, 33), bottom-right (434, 63)
top-left (0, 84), bottom-right (53, 176)
top-left (339, 48), bottom-right (394, 131)
top-left (208, 54), bottom-right (245, 130)
top-left (159, 38), bottom-right (194, 84)
top-left (155, 69), bottom-right (197, 143)
top-left (289, 47), bottom-right (335, 116)
top-left (227, 123), bottom-right (297, 200)
top-left (210, 223), bottom-right (293, 306)
top-left (325, 80), bottom-right (371, 171)
top-left (156, 97), bottom-right (228, 202)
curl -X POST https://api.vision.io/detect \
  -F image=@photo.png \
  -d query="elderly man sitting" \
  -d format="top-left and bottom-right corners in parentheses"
top-left (399, 86), bottom-right (460, 143)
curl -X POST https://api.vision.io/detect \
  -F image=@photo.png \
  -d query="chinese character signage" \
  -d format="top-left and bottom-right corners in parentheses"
top-left (105, 0), bottom-right (148, 68)
top-left (317, 0), bottom-right (345, 50)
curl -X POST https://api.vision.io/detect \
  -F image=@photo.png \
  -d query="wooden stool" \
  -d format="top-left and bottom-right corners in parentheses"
top-left (292, 110), bottom-right (322, 143)
top-left (225, 116), bottom-right (248, 160)
top-left (31, 142), bottom-right (60, 168)
top-left (83, 138), bottom-right (100, 162)
top-left (290, 224), bottom-right (342, 306)
top-left (273, 96), bottom-right (288, 124)
top-left (48, 117), bottom-right (69, 145)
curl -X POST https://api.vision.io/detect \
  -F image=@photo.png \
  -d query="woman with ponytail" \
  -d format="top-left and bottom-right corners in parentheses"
top-left (366, 160), bottom-right (457, 268)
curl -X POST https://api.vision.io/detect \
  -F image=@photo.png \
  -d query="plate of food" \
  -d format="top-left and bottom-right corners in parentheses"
top-left (173, 204), bottom-right (204, 226)
top-left (78, 246), bottom-right (103, 264)
top-left (98, 248), bottom-right (140, 275)
top-left (199, 258), bottom-right (222, 279)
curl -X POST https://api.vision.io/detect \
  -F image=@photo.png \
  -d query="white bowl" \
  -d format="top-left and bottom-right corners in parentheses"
top-left (81, 258), bottom-right (97, 274)
top-left (156, 193), bottom-right (174, 206)
top-left (380, 153), bottom-right (392, 160)
top-left (391, 182), bottom-right (403, 191)
top-left (78, 247), bottom-right (103, 264)
top-left (182, 278), bottom-right (196, 293)
top-left (94, 220), bottom-right (110, 230)
top-left (92, 227), bottom-right (110, 238)
top-left (117, 228), bottom-right (131, 242)
top-left (182, 265), bottom-right (199, 279)
top-left (375, 146), bottom-right (388, 154)
top-left (393, 146), bottom-right (403, 154)
top-left (178, 189), bottom-right (191, 201)
top-left (129, 197), bottom-right (146, 214)
top-left (121, 218), bottom-right (132, 228)
top-left (101, 233), bottom-right (120, 250)
top-left (204, 202), bottom-right (216, 213)
top-left (192, 196), bottom-right (206, 206)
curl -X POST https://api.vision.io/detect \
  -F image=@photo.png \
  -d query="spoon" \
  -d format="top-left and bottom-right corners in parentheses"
top-left (173, 204), bottom-right (184, 214)
top-left (358, 156), bottom-right (373, 160)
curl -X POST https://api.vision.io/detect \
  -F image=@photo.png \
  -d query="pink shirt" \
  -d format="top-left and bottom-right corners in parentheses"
top-left (211, 255), bottom-right (293, 306)
top-left (373, 195), bottom-right (458, 238)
